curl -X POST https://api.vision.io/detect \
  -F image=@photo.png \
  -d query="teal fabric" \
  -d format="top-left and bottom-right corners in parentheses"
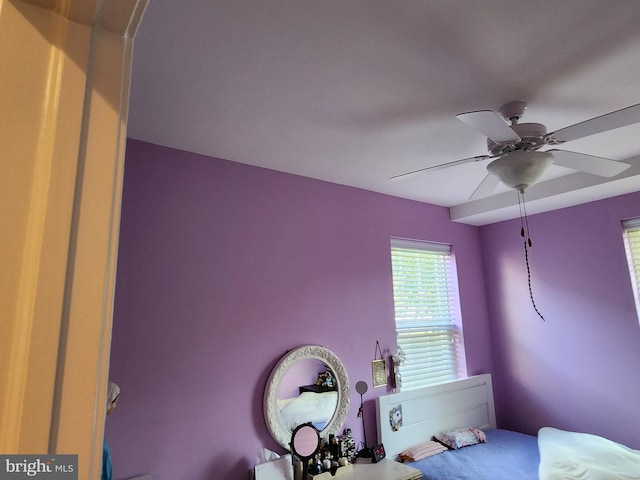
top-left (102, 437), bottom-right (112, 480)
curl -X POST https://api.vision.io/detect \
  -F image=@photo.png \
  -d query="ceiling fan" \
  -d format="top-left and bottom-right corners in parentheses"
top-left (391, 101), bottom-right (639, 199)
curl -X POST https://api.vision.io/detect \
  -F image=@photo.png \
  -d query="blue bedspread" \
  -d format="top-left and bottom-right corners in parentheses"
top-left (407, 429), bottom-right (539, 480)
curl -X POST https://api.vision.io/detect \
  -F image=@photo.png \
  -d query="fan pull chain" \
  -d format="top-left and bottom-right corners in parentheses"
top-left (518, 191), bottom-right (546, 321)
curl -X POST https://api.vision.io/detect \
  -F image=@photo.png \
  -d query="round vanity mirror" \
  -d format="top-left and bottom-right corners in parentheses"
top-left (264, 345), bottom-right (350, 449)
top-left (290, 423), bottom-right (320, 460)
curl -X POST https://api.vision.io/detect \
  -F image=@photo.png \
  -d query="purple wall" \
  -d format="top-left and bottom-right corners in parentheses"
top-left (108, 139), bottom-right (493, 480)
top-left (480, 191), bottom-right (640, 449)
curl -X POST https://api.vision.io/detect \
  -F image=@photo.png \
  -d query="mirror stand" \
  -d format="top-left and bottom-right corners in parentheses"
top-left (355, 380), bottom-right (372, 459)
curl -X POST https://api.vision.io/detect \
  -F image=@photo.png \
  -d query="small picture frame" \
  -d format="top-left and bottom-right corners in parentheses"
top-left (389, 405), bottom-right (402, 431)
top-left (372, 359), bottom-right (387, 388)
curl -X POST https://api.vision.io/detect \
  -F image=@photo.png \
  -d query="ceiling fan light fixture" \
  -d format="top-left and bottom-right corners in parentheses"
top-left (487, 150), bottom-right (554, 193)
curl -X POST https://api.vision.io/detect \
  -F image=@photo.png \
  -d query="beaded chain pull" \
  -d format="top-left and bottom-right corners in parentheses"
top-left (518, 191), bottom-right (546, 321)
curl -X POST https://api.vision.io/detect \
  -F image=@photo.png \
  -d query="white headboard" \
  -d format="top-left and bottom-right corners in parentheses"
top-left (376, 374), bottom-right (497, 459)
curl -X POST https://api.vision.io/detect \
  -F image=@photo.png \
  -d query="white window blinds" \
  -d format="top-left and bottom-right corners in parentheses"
top-left (623, 218), bottom-right (640, 321)
top-left (390, 238), bottom-right (465, 390)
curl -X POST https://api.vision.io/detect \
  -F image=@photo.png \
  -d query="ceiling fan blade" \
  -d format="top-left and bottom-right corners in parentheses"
top-left (456, 110), bottom-right (521, 143)
top-left (548, 149), bottom-right (631, 177)
top-left (547, 103), bottom-right (640, 143)
top-left (390, 155), bottom-right (491, 181)
top-left (469, 173), bottom-right (501, 200)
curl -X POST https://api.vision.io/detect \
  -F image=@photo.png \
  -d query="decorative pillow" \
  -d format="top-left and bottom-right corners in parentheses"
top-left (433, 427), bottom-right (487, 449)
top-left (399, 440), bottom-right (447, 462)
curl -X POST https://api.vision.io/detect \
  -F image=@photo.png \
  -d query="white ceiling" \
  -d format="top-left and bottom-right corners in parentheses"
top-left (127, 0), bottom-right (640, 225)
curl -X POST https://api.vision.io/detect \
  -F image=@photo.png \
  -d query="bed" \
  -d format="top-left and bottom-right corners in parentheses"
top-left (404, 428), bottom-right (539, 479)
top-left (375, 374), bottom-right (539, 479)
top-left (376, 375), bottom-right (499, 461)
top-left (375, 374), bottom-right (640, 480)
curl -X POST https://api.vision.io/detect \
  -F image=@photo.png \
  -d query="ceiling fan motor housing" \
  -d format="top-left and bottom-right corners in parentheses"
top-left (487, 150), bottom-right (554, 193)
top-left (487, 122), bottom-right (548, 156)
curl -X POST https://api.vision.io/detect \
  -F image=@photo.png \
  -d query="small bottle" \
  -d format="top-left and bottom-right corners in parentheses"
top-left (307, 454), bottom-right (322, 476)
top-left (329, 435), bottom-right (339, 459)
top-left (322, 452), bottom-right (332, 471)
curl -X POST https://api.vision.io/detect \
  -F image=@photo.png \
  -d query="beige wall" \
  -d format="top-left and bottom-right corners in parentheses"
top-left (0, 0), bottom-right (146, 477)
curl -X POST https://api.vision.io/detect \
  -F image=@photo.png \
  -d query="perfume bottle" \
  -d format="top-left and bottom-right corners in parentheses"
top-left (307, 454), bottom-right (322, 476)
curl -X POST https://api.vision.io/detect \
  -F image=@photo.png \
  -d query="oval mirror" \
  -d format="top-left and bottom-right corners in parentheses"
top-left (264, 345), bottom-right (350, 449)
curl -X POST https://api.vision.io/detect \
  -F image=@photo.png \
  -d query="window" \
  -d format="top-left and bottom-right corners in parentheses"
top-left (623, 218), bottom-right (640, 321)
top-left (390, 238), bottom-right (466, 390)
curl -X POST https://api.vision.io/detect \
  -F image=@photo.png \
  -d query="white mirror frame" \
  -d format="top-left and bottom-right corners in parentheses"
top-left (264, 345), bottom-right (350, 450)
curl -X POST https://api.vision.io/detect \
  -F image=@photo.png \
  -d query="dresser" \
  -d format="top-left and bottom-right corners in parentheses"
top-left (349, 458), bottom-right (422, 480)
top-left (308, 458), bottom-right (421, 480)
